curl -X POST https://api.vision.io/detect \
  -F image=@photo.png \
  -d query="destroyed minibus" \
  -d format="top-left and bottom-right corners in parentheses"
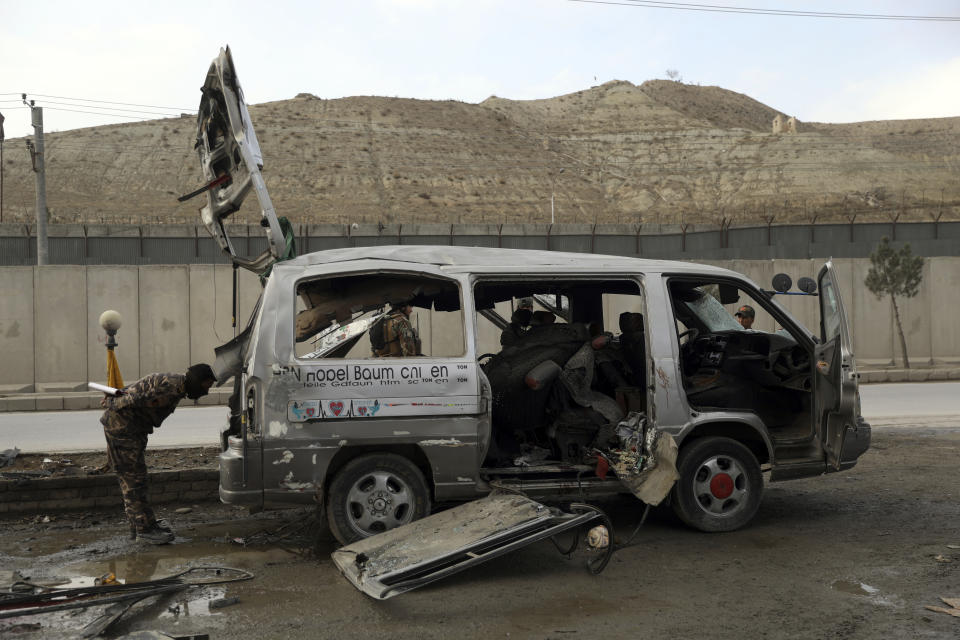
top-left (195, 47), bottom-right (870, 545)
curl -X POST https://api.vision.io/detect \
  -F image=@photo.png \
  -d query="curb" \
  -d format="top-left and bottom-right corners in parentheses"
top-left (858, 368), bottom-right (960, 384)
top-left (0, 468), bottom-right (219, 515)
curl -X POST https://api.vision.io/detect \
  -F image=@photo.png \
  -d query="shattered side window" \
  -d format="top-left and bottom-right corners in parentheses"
top-left (820, 278), bottom-right (842, 342)
top-left (294, 273), bottom-right (464, 359)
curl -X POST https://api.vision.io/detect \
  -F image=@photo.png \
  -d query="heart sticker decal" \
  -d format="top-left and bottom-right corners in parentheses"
top-left (329, 401), bottom-right (344, 416)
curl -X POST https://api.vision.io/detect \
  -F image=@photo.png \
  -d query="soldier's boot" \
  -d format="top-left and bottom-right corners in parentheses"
top-left (136, 528), bottom-right (175, 545)
top-left (153, 519), bottom-right (174, 534)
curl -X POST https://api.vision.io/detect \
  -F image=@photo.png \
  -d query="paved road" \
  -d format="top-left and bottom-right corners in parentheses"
top-left (858, 381), bottom-right (960, 420)
top-left (0, 405), bottom-right (227, 453)
top-left (1, 381), bottom-right (958, 453)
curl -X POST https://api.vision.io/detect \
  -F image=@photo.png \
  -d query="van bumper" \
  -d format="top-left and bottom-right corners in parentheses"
top-left (219, 485), bottom-right (263, 506)
top-left (218, 437), bottom-right (263, 508)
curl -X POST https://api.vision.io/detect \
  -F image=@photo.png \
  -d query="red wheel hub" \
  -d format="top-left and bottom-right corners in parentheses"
top-left (710, 473), bottom-right (734, 499)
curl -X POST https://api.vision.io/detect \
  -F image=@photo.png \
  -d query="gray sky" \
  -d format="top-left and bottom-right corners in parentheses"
top-left (1, 0), bottom-right (958, 140)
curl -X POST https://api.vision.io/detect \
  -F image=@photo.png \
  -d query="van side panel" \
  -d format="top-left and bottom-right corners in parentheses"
top-left (245, 267), bottom-right (485, 505)
top-left (257, 416), bottom-right (484, 505)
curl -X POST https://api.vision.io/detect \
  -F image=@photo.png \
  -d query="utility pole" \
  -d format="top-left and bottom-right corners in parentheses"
top-left (22, 94), bottom-right (48, 265)
top-left (0, 110), bottom-right (5, 223)
top-left (550, 167), bottom-right (564, 224)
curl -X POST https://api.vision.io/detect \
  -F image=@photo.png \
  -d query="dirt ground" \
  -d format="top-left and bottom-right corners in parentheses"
top-left (0, 447), bottom-right (219, 478)
top-left (1, 426), bottom-right (958, 639)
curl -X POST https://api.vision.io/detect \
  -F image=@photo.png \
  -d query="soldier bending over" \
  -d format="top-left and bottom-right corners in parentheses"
top-left (100, 364), bottom-right (216, 544)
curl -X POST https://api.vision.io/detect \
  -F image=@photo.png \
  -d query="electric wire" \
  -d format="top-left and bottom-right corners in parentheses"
top-left (39, 106), bottom-right (183, 120)
top-left (35, 100), bottom-right (192, 118)
top-left (569, 0), bottom-right (960, 21)
top-left (23, 93), bottom-right (194, 112)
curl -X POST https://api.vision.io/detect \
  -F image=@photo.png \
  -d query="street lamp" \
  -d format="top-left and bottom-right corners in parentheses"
top-left (550, 168), bottom-right (565, 224)
top-left (99, 310), bottom-right (124, 389)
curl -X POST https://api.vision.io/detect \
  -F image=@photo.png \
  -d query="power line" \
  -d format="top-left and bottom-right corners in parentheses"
top-left (568, 0), bottom-right (960, 21)
top-left (37, 100), bottom-right (192, 118)
top-left (40, 106), bottom-right (184, 121)
top-left (23, 93), bottom-right (194, 112)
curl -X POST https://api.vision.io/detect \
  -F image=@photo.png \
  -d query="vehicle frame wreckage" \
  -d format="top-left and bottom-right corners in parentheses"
top-left (193, 47), bottom-right (870, 598)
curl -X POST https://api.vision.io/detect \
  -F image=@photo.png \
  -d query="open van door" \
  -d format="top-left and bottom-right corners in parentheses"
top-left (194, 46), bottom-right (285, 273)
top-left (814, 261), bottom-right (867, 469)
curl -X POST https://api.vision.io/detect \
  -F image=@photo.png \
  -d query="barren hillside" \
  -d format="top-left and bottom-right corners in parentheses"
top-left (1, 80), bottom-right (957, 226)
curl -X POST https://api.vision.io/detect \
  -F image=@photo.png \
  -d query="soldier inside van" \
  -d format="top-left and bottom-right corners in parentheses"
top-left (500, 307), bottom-right (532, 347)
top-left (372, 300), bottom-right (422, 357)
top-left (530, 310), bottom-right (556, 329)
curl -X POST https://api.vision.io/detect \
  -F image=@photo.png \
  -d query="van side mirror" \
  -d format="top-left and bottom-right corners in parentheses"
top-left (797, 277), bottom-right (817, 294)
top-left (772, 273), bottom-right (793, 293)
top-left (764, 274), bottom-right (818, 296)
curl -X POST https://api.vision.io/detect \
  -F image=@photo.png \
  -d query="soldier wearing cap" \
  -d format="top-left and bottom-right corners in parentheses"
top-left (735, 305), bottom-right (755, 329)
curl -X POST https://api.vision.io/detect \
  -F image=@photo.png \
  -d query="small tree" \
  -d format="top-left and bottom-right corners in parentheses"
top-left (865, 237), bottom-right (924, 368)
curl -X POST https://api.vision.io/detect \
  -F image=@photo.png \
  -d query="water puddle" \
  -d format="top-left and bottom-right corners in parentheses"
top-left (65, 542), bottom-right (302, 584)
top-left (1, 542), bottom-right (303, 638)
top-left (160, 586), bottom-right (227, 618)
top-left (832, 580), bottom-right (880, 596)
top-left (830, 579), bottom-right (901, 608)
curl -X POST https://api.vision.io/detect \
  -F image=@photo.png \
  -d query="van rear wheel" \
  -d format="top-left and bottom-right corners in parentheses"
top-left (327, 453), bottom-right (430, 545)
top-left (671, 436), bottom-right (762, 532)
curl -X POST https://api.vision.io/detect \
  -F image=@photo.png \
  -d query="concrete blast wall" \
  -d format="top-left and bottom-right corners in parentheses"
top-left (0, 265), bottom-right (261, 392)
top-left (1, 259), bottom-right (958, 391)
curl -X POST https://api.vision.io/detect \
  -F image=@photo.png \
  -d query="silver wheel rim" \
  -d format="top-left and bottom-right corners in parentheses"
top-left (691, 454), bottom-right (749, 518)
top-left (345, 470), bottom-right (416, 537)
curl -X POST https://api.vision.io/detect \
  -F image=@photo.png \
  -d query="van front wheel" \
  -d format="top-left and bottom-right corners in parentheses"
top-left (671, 436), bottom-right (762, 532)
top-left (327, 453), bottom-right (430, 545)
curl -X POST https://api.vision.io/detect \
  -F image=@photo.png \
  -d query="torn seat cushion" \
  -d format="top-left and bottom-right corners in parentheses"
top-left (484, 323), bottom-right (590, 433)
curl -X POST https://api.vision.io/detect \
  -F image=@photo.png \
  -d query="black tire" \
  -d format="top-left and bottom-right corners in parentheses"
top-left (671, 436), bottom-right (763, 532)
top-left (326, 453), bottom-right (430, 545)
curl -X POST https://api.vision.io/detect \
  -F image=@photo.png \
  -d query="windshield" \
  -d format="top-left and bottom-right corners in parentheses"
top-left (682, 289), bottom-right (744, 332)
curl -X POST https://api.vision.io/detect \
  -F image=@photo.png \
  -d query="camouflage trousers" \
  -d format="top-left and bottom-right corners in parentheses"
top-left (104, 429), bottom-right (157, 534)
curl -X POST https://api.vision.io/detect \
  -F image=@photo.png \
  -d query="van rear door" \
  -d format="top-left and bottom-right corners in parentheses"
top-left (194, 46), bottom-right (284, 273)
top-left (813, 261), bottom-right (861, 469)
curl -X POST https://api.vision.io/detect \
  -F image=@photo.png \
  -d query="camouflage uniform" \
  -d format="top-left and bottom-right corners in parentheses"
top-left (376, 310), bottom-right (421, 357)
top-left (100, 373), bottom-right (186, 533)
top-left (500, 321), bottom-right (526, 348)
